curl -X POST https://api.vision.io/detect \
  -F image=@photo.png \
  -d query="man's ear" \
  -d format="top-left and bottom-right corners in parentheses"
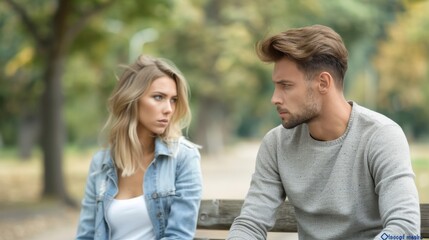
top-left (317, 72), bottom-right (333, 94)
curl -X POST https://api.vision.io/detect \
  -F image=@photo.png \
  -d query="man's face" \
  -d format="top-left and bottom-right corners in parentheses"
top-left (271, 58), bottom-right (320, 129)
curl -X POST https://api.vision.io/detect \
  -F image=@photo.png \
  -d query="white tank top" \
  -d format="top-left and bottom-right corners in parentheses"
top-left (107, 195), bottom-right (156, 240)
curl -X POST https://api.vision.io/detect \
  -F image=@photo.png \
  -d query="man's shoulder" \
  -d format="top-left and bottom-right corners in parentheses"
top-left (266, 124), bottom-right (283, 135)
top-left (264, 125), bottom-right (285, 139)
top-left (263, 124), bottom-right (303, 143)
top-left (353, 102), bottom-right (398, 128)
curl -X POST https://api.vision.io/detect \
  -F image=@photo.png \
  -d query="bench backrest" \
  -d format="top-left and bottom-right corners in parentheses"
top-left (197, 199), bottom-right (429, 238)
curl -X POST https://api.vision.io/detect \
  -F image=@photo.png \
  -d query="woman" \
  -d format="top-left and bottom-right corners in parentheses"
top-left (76, 55), bottom-right (203, 240)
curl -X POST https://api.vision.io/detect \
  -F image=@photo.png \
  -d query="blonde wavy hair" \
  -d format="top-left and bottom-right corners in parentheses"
top-left (103, 55), bottom-right (191, 176)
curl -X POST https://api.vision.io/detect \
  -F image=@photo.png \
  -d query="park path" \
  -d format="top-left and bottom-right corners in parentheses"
top-left (23, 140), bottom-right (297, 240)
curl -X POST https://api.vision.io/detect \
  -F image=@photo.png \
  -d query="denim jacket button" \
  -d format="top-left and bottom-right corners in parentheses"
top-left (152, 193), bottom-right (158, 199)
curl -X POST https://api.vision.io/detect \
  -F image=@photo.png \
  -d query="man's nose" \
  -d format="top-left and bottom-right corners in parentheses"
top-left (271, 89), bottom-right (282, 105)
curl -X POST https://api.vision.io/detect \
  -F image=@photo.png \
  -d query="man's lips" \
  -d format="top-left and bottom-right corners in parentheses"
top-left (276, 108), bottom-right (289, 119)
top-left (277, 107), bottom-right (288, 114)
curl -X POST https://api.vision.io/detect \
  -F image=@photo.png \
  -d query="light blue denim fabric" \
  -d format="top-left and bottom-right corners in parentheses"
top-left (76, 137), bottom-right (203, 240)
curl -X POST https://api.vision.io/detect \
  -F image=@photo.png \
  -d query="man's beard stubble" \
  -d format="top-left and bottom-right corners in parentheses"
top-left (280, 89), bottom-right (319, 129)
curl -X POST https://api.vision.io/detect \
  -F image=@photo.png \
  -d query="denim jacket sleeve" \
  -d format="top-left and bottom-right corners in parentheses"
top-left (161, 141), bottom-right (203, 239)
top-left (76, 151), bottom-right (106, 240)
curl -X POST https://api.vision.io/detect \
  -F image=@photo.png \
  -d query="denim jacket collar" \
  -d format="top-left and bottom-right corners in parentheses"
top-left (154, 137), bottom-right (173, 158)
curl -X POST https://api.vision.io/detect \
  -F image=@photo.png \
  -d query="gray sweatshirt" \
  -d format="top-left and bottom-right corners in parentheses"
top-left (228, 102), bottom-right (420, 240)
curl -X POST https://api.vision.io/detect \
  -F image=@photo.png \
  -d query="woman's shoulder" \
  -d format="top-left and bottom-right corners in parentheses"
top-left (178, 137), bottom-right (200, 150)
top-left (173, 137), bottom-right (201, 159)
top-left (89, 149), bottom-right (113, 171)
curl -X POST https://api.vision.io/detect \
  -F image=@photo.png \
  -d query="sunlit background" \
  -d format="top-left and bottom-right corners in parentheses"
top-left (0, 0), bottom-right (428, 239)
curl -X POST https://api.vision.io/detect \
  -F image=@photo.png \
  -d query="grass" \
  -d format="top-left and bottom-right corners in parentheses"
top-left (0, 146), bottom-right (93, 206)
top-left (413, 158), bottom-right (429, 169)
top-left (410, 143), bottom-right (429, 203)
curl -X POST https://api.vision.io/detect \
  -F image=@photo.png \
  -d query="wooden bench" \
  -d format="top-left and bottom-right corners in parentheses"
top-left (195, 199), bottom-right (429, 240)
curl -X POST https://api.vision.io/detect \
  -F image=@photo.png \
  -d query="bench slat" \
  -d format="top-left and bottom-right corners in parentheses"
top-left (421, 203), bottom-right (429, 238)
top-left (197, 199), bottom-right (429, 238)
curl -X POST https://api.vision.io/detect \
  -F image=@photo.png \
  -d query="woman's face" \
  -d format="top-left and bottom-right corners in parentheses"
top-left (137, 76), bottom-right (177, 138)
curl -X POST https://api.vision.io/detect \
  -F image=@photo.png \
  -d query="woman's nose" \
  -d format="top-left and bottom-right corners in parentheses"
top-left (163, 101), bottom-right (173, 114)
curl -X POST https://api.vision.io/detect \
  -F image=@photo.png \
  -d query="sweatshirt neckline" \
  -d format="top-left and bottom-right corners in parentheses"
top-left (305, 101), bottom-right (356, 146)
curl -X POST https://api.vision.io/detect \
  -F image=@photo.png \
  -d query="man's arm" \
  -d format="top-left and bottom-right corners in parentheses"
top-left (228, 132), bottom-right (286, 240)
top-left (369, 124), bottom-right (420, 239)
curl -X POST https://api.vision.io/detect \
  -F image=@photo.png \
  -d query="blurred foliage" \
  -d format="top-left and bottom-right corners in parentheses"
top-left (0, 0), bottom-right (172, 150)
top-left (1, 0), bottom-right (428, 154)
top-left (374, 0), bottom-right (429, 140)
top-left (0, 1), bottom-right (44, 149)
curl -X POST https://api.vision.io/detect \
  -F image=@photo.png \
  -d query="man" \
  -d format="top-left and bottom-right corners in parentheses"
top-left (227, 25), bottom-right (420, 240)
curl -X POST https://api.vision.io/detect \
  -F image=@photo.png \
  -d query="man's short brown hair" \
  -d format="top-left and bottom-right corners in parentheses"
top-left (256, 25), bottom-right (348, 88)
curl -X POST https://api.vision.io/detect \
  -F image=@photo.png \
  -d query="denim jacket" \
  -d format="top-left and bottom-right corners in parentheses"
top-left (76, 137), bottom-right (203, 240)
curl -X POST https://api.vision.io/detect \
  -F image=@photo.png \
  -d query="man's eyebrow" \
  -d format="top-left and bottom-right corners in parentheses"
top-left (272, 79), bottom-right (291, 84)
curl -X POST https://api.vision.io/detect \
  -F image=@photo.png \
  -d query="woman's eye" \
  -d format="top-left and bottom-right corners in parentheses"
top-left (171, 98), bottom-right (178, 103)
top-left (154, 95), bottom-right (163, 101)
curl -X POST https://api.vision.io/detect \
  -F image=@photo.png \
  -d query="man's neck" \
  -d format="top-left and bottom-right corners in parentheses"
top-left (308, 98), bottom-right (352, 141)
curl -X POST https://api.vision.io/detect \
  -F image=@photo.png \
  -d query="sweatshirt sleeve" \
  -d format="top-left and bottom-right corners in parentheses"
top-left (368, 124), bottom-right (420, 239)
top-left (228, 131), bottom-right (286, 240)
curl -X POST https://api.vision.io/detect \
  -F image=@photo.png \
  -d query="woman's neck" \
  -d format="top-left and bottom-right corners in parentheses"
top-left (139, 134), bottom-right (156, 155)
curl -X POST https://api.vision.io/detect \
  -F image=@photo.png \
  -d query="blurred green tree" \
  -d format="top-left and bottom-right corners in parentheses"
top-left (0, 7), bottom-right (42, 158)
top-left (2, 0), bottom-right (172, 206)
top-left (374, 0), bottom-right (429, 140)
